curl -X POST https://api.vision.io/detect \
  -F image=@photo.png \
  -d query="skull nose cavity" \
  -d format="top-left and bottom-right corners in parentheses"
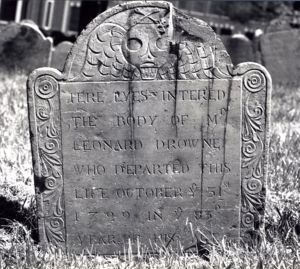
top-left (144, 46), bottom-right (154, 61)
top-left (146, 53), bottom-right (154, 60)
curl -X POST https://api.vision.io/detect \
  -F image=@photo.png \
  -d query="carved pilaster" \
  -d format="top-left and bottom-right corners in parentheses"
top-left (232, 63), bottom-right (272, 240)
top-left (27, 69), bottom-right (65, 249)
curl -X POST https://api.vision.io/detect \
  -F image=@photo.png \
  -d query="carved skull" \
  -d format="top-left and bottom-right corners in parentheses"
top-left (122, 24), bottom-right (170, 79)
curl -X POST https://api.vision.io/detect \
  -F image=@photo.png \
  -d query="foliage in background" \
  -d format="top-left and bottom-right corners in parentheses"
top-left (206, 2), bottom-right (296, 23)
top-left (0, 72), bottom-right (300, 267)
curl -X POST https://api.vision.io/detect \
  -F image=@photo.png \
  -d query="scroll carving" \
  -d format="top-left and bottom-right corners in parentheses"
top-left (33, 74), bottom-right (65, 248)
top-left (239, 67), bottom-right (271, 238)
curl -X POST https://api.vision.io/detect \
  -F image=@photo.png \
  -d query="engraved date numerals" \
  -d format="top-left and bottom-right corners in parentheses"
top-left (75, 210), bottom-right (131, 222)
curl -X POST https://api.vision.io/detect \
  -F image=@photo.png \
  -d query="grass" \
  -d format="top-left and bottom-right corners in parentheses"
top-left (0, 71), bottom-right (300, 268)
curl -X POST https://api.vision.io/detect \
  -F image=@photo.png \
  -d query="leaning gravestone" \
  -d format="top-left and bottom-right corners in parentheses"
top-left (50, 41), bottom-right (73, 71)
top-left (0, 21), bottom-right (52, 73)
top-left (27, 1), bottom-right (272, 254)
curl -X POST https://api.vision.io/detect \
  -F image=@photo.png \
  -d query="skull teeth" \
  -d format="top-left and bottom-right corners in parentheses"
top-left (140, 67), bottom-right (157, 80)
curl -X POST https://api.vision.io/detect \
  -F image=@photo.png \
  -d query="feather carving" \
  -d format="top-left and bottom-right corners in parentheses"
top-left (81, 23), bottom-right (137, 80)
top-left (178, 41), bottom-right (231, 79)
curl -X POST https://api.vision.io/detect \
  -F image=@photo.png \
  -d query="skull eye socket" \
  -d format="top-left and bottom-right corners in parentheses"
top-left (156, 37), bottom-right (169, 51)
top-left (127, 38), bottom-right (142, 51)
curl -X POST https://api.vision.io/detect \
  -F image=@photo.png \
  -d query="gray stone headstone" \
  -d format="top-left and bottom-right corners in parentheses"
top-left (0, 22), bottom-right (52, 73)
top-left (51, 41), bottom-right (73, 71)
top-left (224, 34), bottom-right (255, 66)
top-left (260, 29), bottom-right (300, 87)
top-left (27, 1), bottom-right (272, 254)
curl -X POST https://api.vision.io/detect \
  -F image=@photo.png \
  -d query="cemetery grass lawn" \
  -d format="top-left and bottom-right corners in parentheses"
top-left (0, 72), bottom-right (300, 268)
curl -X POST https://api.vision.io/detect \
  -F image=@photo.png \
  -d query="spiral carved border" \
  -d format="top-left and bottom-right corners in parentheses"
top-left (240, 68), bottom-right (269, 238)
top-left (243, 70), bottom-right (266, 93)
top-left (33, 75), bottom-right (65, 248)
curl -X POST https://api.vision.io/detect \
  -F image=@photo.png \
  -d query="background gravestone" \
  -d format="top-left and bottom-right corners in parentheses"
top-left (50, 41), bottom-right (73, 71)
top-left (224, 34), bottom-right (255, 66)
top-left (27, 1), bottom-right (272, 254)
top-left (260, 29), bottom-right (300, 87)
top-left (0, 21), bottom-right (52, 73)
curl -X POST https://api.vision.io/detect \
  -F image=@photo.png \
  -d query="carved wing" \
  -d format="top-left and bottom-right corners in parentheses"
top-left (158, 56), bottom-right (176, 80)
top-left (178, 41), bottom-right (231, 79)
top-left (177, 41), bottom-right (213, 79)
top-left (81, 23), bottom-right (137, 80)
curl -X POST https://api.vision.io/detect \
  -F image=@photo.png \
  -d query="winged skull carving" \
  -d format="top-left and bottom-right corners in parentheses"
top-left (81, 9), bottom-right (229, 81)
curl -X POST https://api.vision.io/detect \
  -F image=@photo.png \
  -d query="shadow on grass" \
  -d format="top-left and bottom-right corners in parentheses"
top-left (0, 196), bottom-right (38, 242)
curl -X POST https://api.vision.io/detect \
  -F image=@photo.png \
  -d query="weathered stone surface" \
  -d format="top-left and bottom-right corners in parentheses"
top-left (27, 1), bottom-right (272, 254)
top-left (50, 41), bottom-right (73, 71)
top-left (260, 29), bottom-right (300, 87)
top-left (0, 22), bottom-right (52, 73)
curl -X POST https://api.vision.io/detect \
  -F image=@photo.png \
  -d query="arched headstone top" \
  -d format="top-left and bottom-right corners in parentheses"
top-left (65, 1), bottom-right (232, 81)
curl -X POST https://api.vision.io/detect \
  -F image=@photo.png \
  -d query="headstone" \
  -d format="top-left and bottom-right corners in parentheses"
top-left (260, 29), bottom-right (300, 87)
top-left (27, 1), bottom-right (272, 254)
top-left (224, 34), bottom-right (255, 66)
top-left (50, 41), bottom-right (73, 71)
top-left (0, 22), bottom-right (52, 73)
